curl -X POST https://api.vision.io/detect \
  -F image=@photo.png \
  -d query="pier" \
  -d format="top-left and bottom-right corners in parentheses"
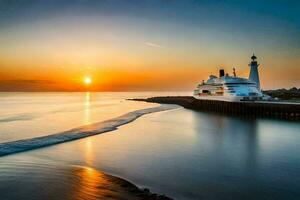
top-left (132, 97), bottom-right (300, 121)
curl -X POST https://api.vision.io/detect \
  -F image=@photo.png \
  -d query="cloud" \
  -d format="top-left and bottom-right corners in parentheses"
top-left (145, 42), bottom-right (165, 49)
top-left (0, 79), bottom-right (58, 91)
top-left (0, 79), bottom-right (55, 84)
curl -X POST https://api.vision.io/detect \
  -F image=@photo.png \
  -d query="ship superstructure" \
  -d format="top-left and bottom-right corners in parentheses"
top-left (193, 55), bottom-right (264, 102)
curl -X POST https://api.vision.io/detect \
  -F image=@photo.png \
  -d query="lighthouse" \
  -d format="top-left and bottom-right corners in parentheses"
top-left (248, 54), bottom-right (261, 90)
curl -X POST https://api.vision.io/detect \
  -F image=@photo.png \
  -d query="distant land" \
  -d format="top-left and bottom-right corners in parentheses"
top-left (264, 87), bottom-right (300, 101)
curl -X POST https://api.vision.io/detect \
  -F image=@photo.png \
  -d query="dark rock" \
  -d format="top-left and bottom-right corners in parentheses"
top-left (143, 188), bottom-right (150, 194)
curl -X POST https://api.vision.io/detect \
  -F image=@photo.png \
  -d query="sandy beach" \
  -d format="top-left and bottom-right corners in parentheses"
top-left (0, 157), bottom-right (173, 200)
top-left (69, 166), bottom-right (172, 200)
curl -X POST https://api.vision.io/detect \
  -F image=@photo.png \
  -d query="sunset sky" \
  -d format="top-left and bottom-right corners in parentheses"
top-left (0, 0), bottom-right (299, 91)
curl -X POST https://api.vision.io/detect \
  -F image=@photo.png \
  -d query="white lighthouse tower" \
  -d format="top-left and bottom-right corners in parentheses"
top-left (248, 54), bottom-right (261, 90)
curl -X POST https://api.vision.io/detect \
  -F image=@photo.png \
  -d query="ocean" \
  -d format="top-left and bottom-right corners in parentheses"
top-left (0, 92), bottom-right (300, 200)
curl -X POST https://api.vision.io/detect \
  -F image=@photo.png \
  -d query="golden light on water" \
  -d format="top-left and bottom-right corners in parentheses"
top-left (83, 92), bottom-right (91, 125)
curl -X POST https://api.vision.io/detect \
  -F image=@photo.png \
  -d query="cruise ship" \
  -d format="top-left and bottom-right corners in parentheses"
top-left (193, 54), bottom-right (266, 102)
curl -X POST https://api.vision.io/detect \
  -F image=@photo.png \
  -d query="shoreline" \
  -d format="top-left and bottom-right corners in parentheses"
top-left (86, 168), bottom-right (173, 200)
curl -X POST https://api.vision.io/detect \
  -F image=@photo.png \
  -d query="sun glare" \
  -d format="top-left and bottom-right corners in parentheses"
top-left (84, 77), bottom-right (92, 85)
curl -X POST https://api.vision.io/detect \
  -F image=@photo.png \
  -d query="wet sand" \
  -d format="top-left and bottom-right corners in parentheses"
top-left (0, 159), bottom-right (173, 200)
top-left (90, 169), bottom-right (172, 200)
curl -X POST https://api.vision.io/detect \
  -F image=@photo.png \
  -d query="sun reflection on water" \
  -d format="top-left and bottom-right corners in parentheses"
top-left (83, 138), bottom-right (95, 166)
top-left (72, 166), bottom-right (110, 200)
top-left (83, 92), bottom-right (91, 125)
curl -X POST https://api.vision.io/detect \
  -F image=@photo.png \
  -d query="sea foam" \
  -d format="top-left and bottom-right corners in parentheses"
top-left (0, 105), bottom-right (178, 156)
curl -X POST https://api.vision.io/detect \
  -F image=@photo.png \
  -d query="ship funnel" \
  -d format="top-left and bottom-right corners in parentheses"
top-left (219, 69), bottom-right (225, 77)
top-left (248, 54), bottom-right (261, 90)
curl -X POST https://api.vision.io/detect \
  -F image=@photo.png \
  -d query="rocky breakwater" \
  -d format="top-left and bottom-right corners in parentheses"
top-left (130, 96), bottom-right (300, 121)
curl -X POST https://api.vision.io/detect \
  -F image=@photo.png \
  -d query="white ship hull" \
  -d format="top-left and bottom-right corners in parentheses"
top-left (193, 94), bottom-right (262, 102)
top-left (193, 55), bottom-right (265, 103)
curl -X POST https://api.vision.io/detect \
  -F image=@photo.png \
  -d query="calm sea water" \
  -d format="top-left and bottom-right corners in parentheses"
top-left (0, 92), bottom-right (300, 200)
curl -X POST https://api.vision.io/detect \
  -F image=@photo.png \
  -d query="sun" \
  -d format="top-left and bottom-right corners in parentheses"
top-left (84, 77), bottom-right (92, 85)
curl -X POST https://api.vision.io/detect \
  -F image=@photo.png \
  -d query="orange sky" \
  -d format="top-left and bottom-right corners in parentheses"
top-left (0, 1), bottom-right (299, 91)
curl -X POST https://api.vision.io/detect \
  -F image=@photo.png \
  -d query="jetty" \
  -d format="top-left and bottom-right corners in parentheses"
top-left (131, 96), bottom-right (300, 121)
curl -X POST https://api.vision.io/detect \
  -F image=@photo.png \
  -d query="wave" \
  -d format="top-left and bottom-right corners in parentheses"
top-left (0, 113), bottom-right (39, 123)
top-left (0, 105), bottom-right (178, 157)
top-left (0, 102), bottom-right (117, 124)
